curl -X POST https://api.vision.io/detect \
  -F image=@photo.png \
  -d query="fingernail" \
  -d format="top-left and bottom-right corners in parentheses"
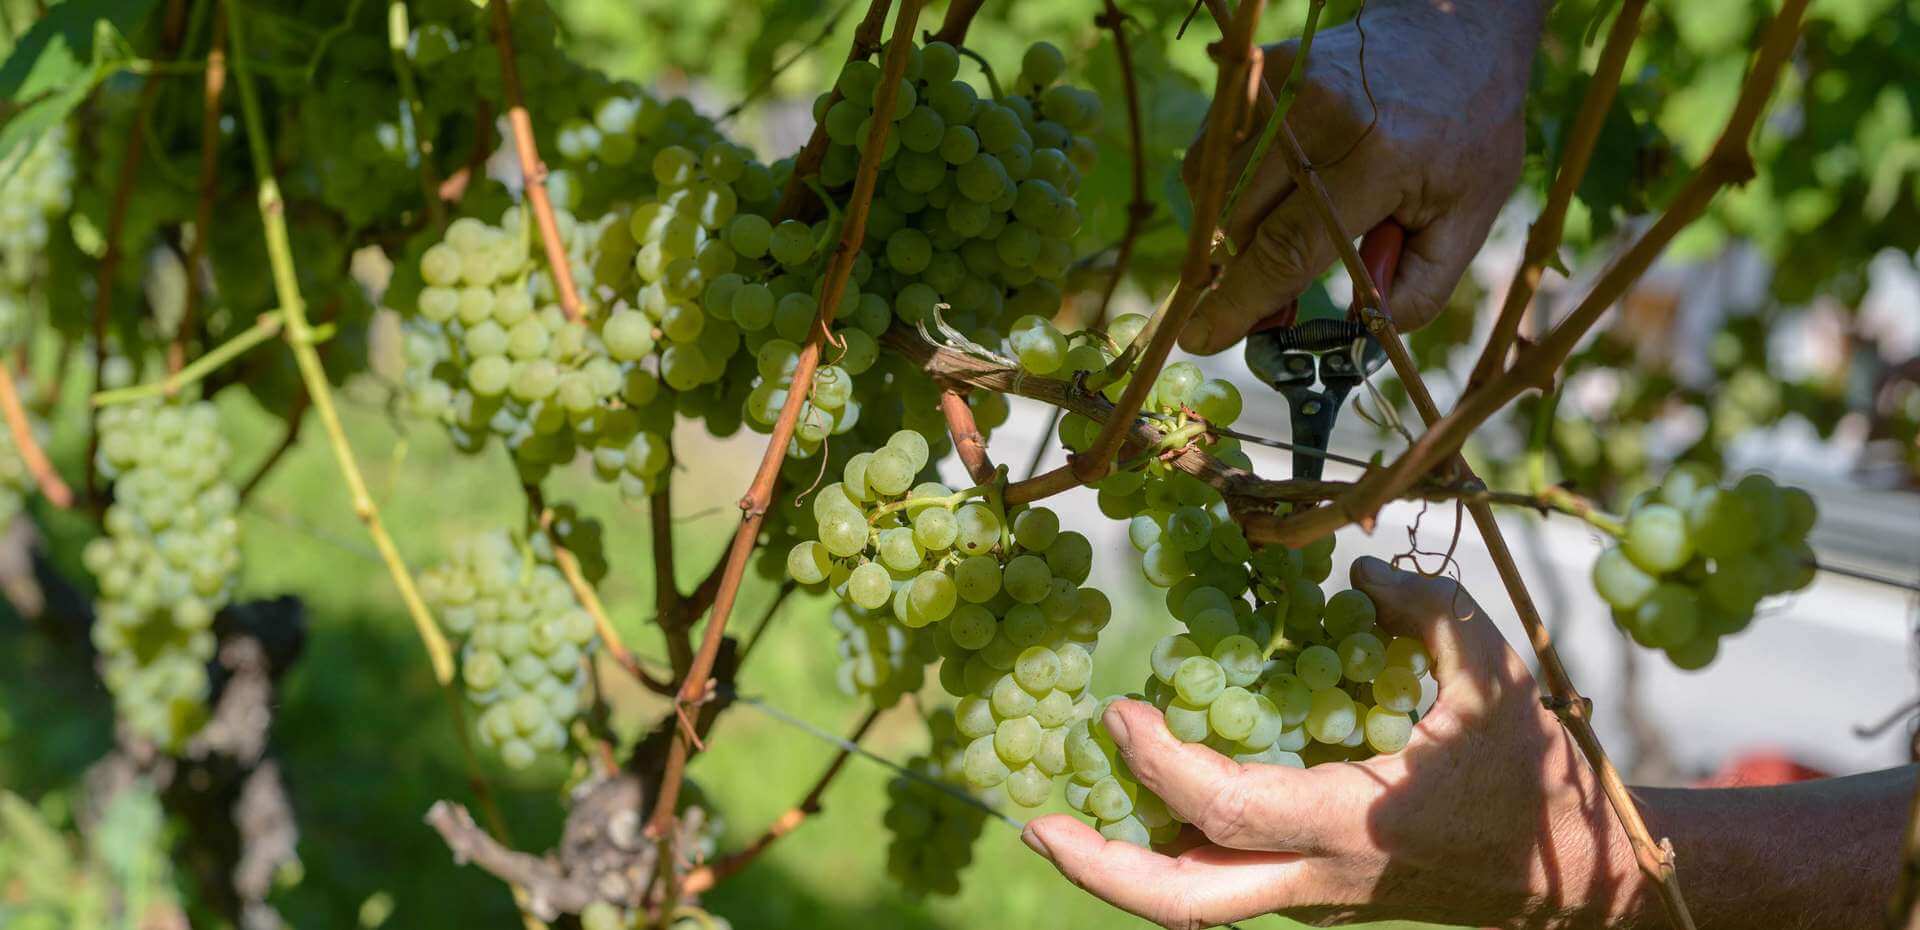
top-left (1021, 824), bottom-right (1052, 858)
top-left (1103, 703), bottom-right (1133, 750)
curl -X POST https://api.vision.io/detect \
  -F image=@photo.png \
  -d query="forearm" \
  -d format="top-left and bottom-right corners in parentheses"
top-left (1599, 765), bottom-right (1917, 929)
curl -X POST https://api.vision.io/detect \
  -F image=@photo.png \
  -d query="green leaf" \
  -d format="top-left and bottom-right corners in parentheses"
top-left (0, 0), bottom-right (158, 102)
top-left (0, 80), bottom-right (90, 177)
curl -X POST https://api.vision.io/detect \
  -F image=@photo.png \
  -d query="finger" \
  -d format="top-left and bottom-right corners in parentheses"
top-left (1181, 159), bottom-right (1398, 355)
top-left (1385, 207), bottom-right (1494, 332)
top-left (1024, 814), bottom-right (1306, 930)
top-left (1347, 556), bottom-right (1535, 729)
top-left (1104, 699), bottom-right (1366, 852)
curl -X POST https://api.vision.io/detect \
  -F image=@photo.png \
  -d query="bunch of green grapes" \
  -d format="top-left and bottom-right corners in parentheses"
top-left (581, 903), bottom-right (733, 930)
top-left (1592, 465), bottom-right (1818, 669)
top-left (1076, 585), bottom-right (1436, 845)
top-left (400, 209), bottom-right (674, 496)
top-left (883, 707), bottom-right (990, 895)
top-left (0, 126), bottom-right (74, 343)
top-left (784, 39), bottom-right (1099, 347)
top-left (617, 140), bottom-right (780, 392)
top-left (82, 400), bottom-right (242, 749)
top-left (785, 429), bottom-right (1108, 808)
top-left (418, 530), bottom-right (600, 768)
top-left (829, 602), bottom-right (935, 707)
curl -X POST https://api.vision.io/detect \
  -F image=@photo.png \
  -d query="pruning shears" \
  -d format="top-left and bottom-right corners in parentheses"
top-left (1243, 221), bottom-right (1405, 480)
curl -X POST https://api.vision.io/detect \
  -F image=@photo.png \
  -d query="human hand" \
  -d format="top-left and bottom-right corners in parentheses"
top-left (1177, 1), bottom-right (1543, 354)
top-left (1021, 557), bottom-right (1643, 929)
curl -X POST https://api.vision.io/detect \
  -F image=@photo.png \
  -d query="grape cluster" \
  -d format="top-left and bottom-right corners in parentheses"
top-left (1592, 465), bottom-right (1817, 668)
top-left (0, 127), bottom-right (74, 343)
top-left (402, 210), bottom-right (674, 495)
top-left (791, 39), bottom-right (1099, 346)
top-left (829, 602), bottom-right (935, 708)
top-left (785, 429), bottom-right (1109, 808)
top-left (1075, 585), bottom-right (1436, 845)
top-left (418, 530), bottom-right (600, 768)
top-left (882, 707), bottom-right (990, 895)
top-left (82, 400), bottom-right (242, 749)
top-left (622, 139), bottom-right (779, 392)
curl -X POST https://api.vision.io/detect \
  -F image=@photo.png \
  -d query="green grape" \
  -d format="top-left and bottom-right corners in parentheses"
top-left (1630, 584), bottom-right (1700, 649)
top-left (848, 562), bottom-right (893, 609)
top-left (1173, 656), bottom-right (1226, 705)
top-left (1305, 688), bottom-right (1357, 744)
top-left (1686, 488), bottom-right (1757, 559)
top-left (953, 555), bottom-right (1002, 602)
top-left (963, 735), bottom-right (1010, 787)
top-left (1004, 764), bottom-right (1051, 807)
top-left (1003, 555), bottom-right (1052, 603)
top-left (769, 220), bottom-right (815, 266)
top-left (913, 507), bottom-right (959, 551)
top-left (1190, 379), bottom-right (1242, 425)
top-left (908, 571), bottom-right (957, 624)
top-left (1210, 635), bottom-right (1265, 687)
top-left (1208, 686), bottom-right (1258, 742)
top-left (954, 504), bottom-right (1002, 555)
top-left (868, 448), bottom-right (914, 497)
top-left (787, 541), bottom-right (832, 584)
top-left (1012, 507), bottom-right (1060, 550)
top-left (1363, 706), bottom-right (1413, 753)
top-left (1260, 673), bottom-right (1312, 727)
top-left (1323, 589), bottom-right (1377, 640)
top-left (1592, 546), bottom-right (1658, 610)
top-left (1337, 631), bottom-right (1386, 682)
top-left (1373, 666), bottom-right (1421, 713)
top-left (1384, 636), bottom-right (1431, 676)
top-left (1150, 635), bottom-right (1201, 684)
top-left (949, 604), bottom-right (997, 649)
top-left (1164, 699), bottom-right (1211, 742)
top-left (1014, 645), bottom-right (1062, 693)
top-left (1294, 645), bottom-right (1341, 691)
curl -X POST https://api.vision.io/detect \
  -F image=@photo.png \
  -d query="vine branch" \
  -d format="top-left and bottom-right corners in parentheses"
top-left (939, 389), bottom-right (997, 485)
top-left (0, 372), bottom-right (71, 508)
top-left (1467, 0), bottom-right (1649, 391)
top-left (1074, 0), bottom-right (1266, 484)
top-left (644, 0), bottom-right (927, 840)
top-left (486, 0), bottom-right (584, 321)
top-left (226, 0), bottom-right (455, 684)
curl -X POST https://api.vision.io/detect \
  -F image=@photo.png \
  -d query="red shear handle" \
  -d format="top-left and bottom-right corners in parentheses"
top-left (1247, 219), bottom-right (1407, 334)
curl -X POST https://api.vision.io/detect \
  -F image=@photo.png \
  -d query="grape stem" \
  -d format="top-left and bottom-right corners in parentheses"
top-left (92, 310), bottom-right (286, 407)
top-left (1090, 0), bottom-right (1153, 327)
top-left (486, 0), bottom-right (586, 322)
top-left (677, 704), bottom-right (885, 895)
top-left (1075, 0), bottom-right (1265, 485)
top-left (1467, 0), bottom-right (1652, 393)
top-left (644, 0), bottom-right (927, 844)
top-left (952, 44), bottom-right (1003, 100)
top-left (865, 486), bottom-right (988, 524)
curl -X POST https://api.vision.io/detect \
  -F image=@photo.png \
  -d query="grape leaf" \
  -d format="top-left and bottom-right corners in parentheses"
top-left (0, 0), bottom-right (158, 102)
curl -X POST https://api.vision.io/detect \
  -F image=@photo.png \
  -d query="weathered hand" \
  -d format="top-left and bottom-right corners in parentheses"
top-left (1021, 557), bottom-right (1642, 930)
top-left (1178, 0), bottom-right (1542, 354)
